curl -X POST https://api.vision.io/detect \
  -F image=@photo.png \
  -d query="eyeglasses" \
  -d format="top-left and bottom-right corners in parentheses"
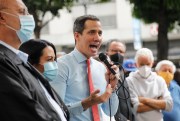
top-left (109, 49), bottom-right (125, 54)
top-left (0, 8), bottom-right (29, 16)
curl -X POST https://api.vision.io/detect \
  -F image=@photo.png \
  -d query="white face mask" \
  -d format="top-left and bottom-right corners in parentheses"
top-left (138, 65), bottom-right (151, 78)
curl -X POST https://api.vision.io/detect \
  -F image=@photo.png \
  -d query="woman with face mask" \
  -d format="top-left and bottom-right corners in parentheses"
top-left (19, 39), bottom-right (58, 81)
top-left (155, 60), bottom-right (180, 121)
top-left (126, 48), bottom-right (173, 121)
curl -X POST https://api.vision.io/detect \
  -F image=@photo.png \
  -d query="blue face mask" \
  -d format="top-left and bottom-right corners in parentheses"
top-left (16, 15), bottom-right (35, 43)
top-left (1, 11), bottom-right (35, 43)
top-left (43, 61), bottom-right (58, 81)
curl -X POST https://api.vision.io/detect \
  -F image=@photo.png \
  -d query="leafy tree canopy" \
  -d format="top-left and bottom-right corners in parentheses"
top-left (127, 0), bottom-right (180, 61)
top-left (129, 0), bottom-right (180, 27)
top-left (24, 0), bottom-right (110, 38)
top-left (24, 0), bottom-right (73, 38)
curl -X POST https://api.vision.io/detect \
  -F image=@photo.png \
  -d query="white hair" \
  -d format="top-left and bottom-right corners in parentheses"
top-left (134, 48), bottom-right (154, 63)
top-left (155, 60), bottom-right (176, 74)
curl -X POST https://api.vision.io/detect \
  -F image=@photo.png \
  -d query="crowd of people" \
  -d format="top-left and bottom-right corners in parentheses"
top-left (0, 0), bottom-right (180, 121)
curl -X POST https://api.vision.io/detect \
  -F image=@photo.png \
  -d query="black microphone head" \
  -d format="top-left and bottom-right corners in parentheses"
top-left (99, 53), bottom-right (107, 62)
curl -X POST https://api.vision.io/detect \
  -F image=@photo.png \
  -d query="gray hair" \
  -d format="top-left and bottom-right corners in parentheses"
top-left (135, 48), bottom-right (154, 63)
top-left (155, 60), bottom-right (176, 74)
top-left (105, 39), bottom-right (126, 52)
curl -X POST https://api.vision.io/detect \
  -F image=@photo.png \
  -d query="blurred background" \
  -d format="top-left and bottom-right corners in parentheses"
top-left (24, 0), bottom-right (180, 67)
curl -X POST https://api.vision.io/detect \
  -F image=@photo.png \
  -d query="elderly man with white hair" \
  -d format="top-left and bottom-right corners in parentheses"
top-left (126, 48), bottom-right (173, 121)
top-left (155, 60), bottom-right (180, 121)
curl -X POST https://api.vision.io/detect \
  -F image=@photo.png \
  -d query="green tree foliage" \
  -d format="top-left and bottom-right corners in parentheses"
top-left (24, 0), bottom-right (73, 38)
top-left (127, 0), bottom-right (180, 61)
top-left (24, 0), bottom-right (110, 39)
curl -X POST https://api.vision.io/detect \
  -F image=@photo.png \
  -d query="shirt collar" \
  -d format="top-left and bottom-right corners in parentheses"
top-left (72, 48), bottom-right (90, 63)
top-left (0, 41), bottom-right (19, 54)
top-left (17, 51), bottom-right (29, 63)
top-left (0, 40), bottom-right (28, 63)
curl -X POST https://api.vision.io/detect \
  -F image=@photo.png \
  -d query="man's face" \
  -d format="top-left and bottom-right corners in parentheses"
top-left (75, 20), bottom-right (103, 58)
top-left (159, 64), bottom-right (173, 74)
top-left (107, 41), bottom-right (126, 56)
top-left (136, 55), bottom-right (153, 68)
top-left (0, 0), bottom-right (28, 29)
top-left (0, 0), bottom-right (29, 48)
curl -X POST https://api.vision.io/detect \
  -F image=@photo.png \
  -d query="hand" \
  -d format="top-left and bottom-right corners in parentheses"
top-left (105, 64), bottom-right (119, 89)
top-left (81, 84), bottom-right (113, 110)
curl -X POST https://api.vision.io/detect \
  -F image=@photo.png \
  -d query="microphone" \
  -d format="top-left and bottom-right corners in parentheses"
top-left (99, 53), bottom-right (120, 80)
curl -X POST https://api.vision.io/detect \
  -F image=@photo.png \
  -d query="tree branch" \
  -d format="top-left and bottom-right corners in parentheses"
top-left (42, 15), bottom-right (55, 28)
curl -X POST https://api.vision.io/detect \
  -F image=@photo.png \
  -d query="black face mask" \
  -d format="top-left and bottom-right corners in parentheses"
top-left (110, 53), bottom-right (124, 65)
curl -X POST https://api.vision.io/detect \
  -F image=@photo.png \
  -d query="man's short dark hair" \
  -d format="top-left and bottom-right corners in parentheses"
top-left (73, 15), bottom-right (100, 34)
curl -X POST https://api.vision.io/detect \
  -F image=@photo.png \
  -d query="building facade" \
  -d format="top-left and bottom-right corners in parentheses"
top-left (40, 0), bottom-right (180, 67)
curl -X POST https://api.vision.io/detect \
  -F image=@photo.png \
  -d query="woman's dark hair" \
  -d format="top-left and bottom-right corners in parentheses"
top-left (174, 69), bottom-right (180, 86)
top-left (19, 39), bottom-right (57, 65)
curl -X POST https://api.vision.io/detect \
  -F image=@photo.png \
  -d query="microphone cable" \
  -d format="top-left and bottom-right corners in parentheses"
top-left (115, 65), bottom-right (132, 120)
top-left (115, 65), bottom-right (130, 100)
top-left (109, 97), bottom-right (112, 121)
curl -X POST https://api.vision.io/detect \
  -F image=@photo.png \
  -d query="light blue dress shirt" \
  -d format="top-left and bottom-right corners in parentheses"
top-left (163, 80), bottom-right (180, 121)
top-left (51, 48), bottom-right (119, 121)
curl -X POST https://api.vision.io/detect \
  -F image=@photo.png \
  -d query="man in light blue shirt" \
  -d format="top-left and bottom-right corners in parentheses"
top-left (51, 15), bottom-right (119, 121)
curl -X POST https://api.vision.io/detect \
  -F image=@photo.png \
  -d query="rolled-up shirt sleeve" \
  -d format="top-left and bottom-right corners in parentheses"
top-left (160, 78), bottom-right (173, 111)
top-left (126, 78), bottom-right (139, 112)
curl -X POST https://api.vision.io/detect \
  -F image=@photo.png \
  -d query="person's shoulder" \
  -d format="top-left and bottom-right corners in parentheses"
top-left (126, 71), bottom-right (138, 80)
top-left (153, 73), bottom-right (168, 86)
top-left (91, 58), bottom-right (107, 72)
top-left (0, 49), bottom-right (12, 64)
top-left (57, 52), bottom-right (73, 62)
top-left (154, 73), bottom-right (165, 82)
top-left (92, 58), bottom-right (102, 64)
top-left (0, 51), bottom-right (4, 59)
top-left (0, 53), bottom-right (6, 66)
top-left (92, 58), bottom-right (105, 67)
top-left (170, 80), bottom-right (180, 89)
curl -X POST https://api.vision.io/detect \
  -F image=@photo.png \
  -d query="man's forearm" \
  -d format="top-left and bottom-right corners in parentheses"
top-left (144, 98), bottom-right (166, 110)
top-left (137, 103), bottom-right (154, 113)
top-left (139, 97), bottom-right (166, 110)
top-left (81, 96), bottom-right (94, 110)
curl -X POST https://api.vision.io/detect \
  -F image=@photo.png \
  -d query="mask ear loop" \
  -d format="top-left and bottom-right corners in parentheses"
top-left (0, 11), bottom-right (19, 31)
top-left (0, 11), bottom-right (19, 17)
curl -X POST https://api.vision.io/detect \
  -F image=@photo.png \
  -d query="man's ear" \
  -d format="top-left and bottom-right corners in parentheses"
top-left (151, 62), bottom-right (154, 68)
top-left (74, 32), bottom-right (80, 42)
top-left (0, 12), bottom-right (6, 25)
top-left (135, 63), bottom-right (138, 67)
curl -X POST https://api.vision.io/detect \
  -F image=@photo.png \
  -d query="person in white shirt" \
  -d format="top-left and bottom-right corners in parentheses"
top-left (126, 48), bottom-right (173, 121)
